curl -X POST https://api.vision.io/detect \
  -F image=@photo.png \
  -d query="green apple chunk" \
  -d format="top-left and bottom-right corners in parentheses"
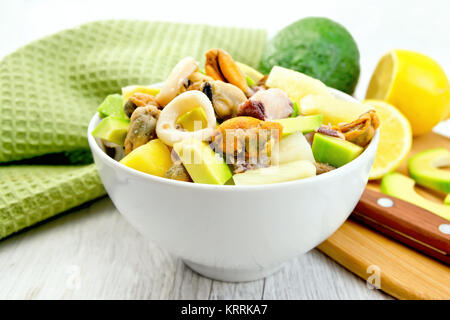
top-left (97, 94), bottom-right (128, 120)
top-left (381, 172), bottom-right (450, 221)
top-left (173, 139), bottom-right (232, 185)
top-left (272, 132), bottom-right (315, 165)
top-left (92, 116), bottom-right (130, 146)
top-left (312, 133), bottom-right (363, 167)
top-left (408, 148), bottom-right (450, 193)
top-left (233, 160), bottom-right (316, 185)
top-left (273, 114), bottom-right (322, 137)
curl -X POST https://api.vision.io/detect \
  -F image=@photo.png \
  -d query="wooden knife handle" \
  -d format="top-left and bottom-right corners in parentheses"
top-left (352, 188), bottom-right (450, 264)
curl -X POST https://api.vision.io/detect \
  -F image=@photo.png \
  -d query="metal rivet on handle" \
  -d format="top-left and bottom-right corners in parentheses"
top-left (377, 197), bottom-right (394, 208)
top-left (438, 224), bottom-right (450, 235)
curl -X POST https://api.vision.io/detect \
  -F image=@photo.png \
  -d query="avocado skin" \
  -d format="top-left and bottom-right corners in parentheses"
top-left (259, 17), bottom-right (360, 95)
top-left (408, 148), bottom-right (450, 193)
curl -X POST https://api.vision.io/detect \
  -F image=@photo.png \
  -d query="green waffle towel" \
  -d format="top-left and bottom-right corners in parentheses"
top-left (0, 20), bottom-right (267, 239)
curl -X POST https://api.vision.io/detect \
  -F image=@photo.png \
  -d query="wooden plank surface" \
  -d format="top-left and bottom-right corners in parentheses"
top-left (318, 132), bottom-right (450, 300)
top-left (3, 134), bottom-right (447, 300)
top-left (0, 198), bottom-right (390, 300)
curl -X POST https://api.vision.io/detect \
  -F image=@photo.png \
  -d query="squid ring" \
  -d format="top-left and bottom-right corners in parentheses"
top-left (156, 91), bottom-right (216, 146)
top-left (156, 57), bottom-right (199, 107)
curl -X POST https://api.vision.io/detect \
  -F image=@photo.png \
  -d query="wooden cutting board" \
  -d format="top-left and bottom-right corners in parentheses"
top-left (317, 132), bottom-right (450, 300)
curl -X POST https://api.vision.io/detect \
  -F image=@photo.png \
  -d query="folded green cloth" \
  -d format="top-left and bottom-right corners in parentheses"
top-left (0, 20), bottom-right (267, 239)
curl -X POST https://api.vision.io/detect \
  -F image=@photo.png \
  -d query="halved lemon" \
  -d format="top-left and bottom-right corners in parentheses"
top-left (365, 99), bottom-right (412, 180)
top-left (366, 49), bottom-right (450, 136)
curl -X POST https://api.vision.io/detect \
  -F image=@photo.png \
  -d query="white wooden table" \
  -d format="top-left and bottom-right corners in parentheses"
top-left (0, 197), bottom-right (390, 299)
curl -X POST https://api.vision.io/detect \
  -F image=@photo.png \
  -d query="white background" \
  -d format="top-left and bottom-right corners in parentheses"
top-left (1, 0), bottom-right (450, 101)
top-left (1, 0), bottom-right (449, 133)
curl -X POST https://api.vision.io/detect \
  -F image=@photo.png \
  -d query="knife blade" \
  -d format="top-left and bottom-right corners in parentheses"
top-left (352, 188), bottom-right (450, 265)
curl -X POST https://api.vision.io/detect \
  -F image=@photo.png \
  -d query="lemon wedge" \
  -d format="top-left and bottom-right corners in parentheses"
top-left (365, 99), bottom-right (412, 180)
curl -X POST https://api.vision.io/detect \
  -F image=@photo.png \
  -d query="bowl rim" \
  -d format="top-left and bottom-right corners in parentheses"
top-left (87, 88), bottom-right (379, 191)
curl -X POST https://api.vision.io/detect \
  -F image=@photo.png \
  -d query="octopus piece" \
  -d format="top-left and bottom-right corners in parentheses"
top-left (124, 93), bottom-right (159, 118)
top-left (335, 110), bottom-right (380, 147)
top-left (230, 159), bottom-right (271, 175)
top-left (205, 48), bottom-right (253, 97)
top-left (249, 75), bottom-right (269, 94)
top-left (316, 125), bottom-right (345, 139)
top-left (238, 100), bottom-right (265, 121)
top-left (156, 57), bottom-right (199, 107)
top-left (211, 116), bottom-right (283, 165)
top-left (124, 105), bottom-right (161, 154)
top-left (165, 160), bottom-right (192, 182)
top-left (197, 80), bottom-right (247, 120)
top-left (238, 88), bottom-right (293, 120)
top-left (156, 91), bottom-right (216, 146)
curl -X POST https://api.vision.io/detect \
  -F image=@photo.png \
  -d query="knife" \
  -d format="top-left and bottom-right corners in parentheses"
top-left (352, 188), bottom-right (450, 265)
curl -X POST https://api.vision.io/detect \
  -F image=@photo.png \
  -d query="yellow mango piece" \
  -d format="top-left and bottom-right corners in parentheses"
top-left (120, 139), bottom-right (172, 177)
top-left (122, 85), bottom-right (161, 105)
top-left (176, 107), bottom-right (208, 131)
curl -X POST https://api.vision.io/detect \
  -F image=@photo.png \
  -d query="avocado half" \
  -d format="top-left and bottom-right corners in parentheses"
top-left (408, 148), bottom-right (450, 194)
top-left (381, 172), bottom-right (450, 221)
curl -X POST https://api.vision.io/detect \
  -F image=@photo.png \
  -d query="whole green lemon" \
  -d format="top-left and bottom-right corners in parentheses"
top-left (259, 17), bottom-right (360, 95)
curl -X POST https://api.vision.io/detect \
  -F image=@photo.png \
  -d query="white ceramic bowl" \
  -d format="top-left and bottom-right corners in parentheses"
top-left (87, 88), bottom-right (379, 282)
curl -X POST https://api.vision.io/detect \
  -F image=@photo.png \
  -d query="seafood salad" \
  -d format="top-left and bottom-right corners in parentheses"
top-left (92, 48), bottom-right (379, 185)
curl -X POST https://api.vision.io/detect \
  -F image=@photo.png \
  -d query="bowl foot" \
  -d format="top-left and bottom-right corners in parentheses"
top-left (183, 260), bottom-right (285, 282)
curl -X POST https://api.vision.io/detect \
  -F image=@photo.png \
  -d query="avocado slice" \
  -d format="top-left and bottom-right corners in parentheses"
top-left (273, 114), bottom-right (322, 137)
top-left (291, 102), bottom-right (299, 118)
top-left (381, 172), bottom-right (450, 221)
top-left (245, 75), bottom-right (256, 87)
top-left (445, 194), bottom-right (450, 205)
top-left (312, 133), bottom-right (363, 167)
top-left (408, 148), bottom-right (450, 193)
top-left (233, 160), bottom-right (316, 185)
top-left (91, 116), bottom-right (129, 146)
top-left (173, 139), bottom-right (232, 185)
top-left (97, 94), bottom-right (128, 120)
top-left (176, 107), bottom-right (208, 132)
